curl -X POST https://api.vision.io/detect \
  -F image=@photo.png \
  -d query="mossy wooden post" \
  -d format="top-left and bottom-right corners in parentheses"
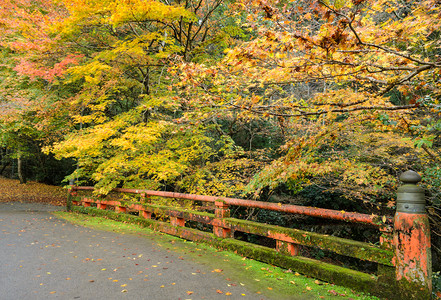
top-left (214, 200), bottom-right (232, 238)
top-left (140, 193), bottom-right (146, 202)
top-left (67, 185), bottom-right (76, 211)
top-left (82, 198), bottom-right (91, 207)
top-left (394, 170), bottom-right (432, 299)
top-left (276, 240), bottom-right (299, 256)
top-left (170, 212), bottom-right (186, 227)
top-left (115, 205), bottom-right (127, 213)
top-left (97, 201), bottom-right (107, 210)
top-left (141, 209), bottom-right (152, 219)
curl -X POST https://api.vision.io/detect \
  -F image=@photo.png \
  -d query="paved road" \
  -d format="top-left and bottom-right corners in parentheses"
top-left (0, 203), bottom-right (266, 300)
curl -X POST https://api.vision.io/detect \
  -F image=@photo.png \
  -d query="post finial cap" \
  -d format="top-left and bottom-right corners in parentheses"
top-left (400, 170), bottom-right (422, 184)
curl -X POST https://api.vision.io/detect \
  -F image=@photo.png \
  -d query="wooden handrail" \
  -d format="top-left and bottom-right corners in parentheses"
top-left (71, 186), bottom-right (392, 226)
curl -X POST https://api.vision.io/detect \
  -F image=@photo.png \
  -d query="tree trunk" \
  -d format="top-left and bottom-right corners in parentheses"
top-left (17, 153), bottom-right (27, 184)
top-left (0, 148), bottom-right (9, 175)
top-left (0, 162), bottom-right (9, 175)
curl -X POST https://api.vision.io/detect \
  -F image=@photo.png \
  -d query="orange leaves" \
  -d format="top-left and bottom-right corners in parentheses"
top-left (0, 177), bottom-right (66, 206)
top-left (13, 54), bottom-right (83, 83)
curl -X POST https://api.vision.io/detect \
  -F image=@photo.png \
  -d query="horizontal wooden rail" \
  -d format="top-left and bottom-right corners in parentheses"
top-left (77, 196), bottom-right (394, 266)
top-left (71, 186), bottom-right (392, 227)
top-left (225, 218), bottom-right (394, 266)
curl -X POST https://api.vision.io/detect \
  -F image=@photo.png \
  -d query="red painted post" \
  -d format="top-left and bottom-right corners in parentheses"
top-left (170, 216), bottom-right (186, 227)
top-left (379, 225), bottom-right (393, 250)
top-left (82, 198), bottom-right (91, 207)
top-left (276, 240), bottom-right (299, 256)
top-left (394, 170), bottom-right (432, 299)
top-left (115, 206), bottom-right (127, 213)
top-left (141, 210), bottom-right (152, 219)
top-left (214, 201), bottom-right (232, 238)
top-left (97, 202), bottom-right (107, 210)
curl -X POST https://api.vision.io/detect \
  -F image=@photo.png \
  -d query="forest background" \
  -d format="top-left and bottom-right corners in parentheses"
top-left (1, 0), bottom-right (441, 272)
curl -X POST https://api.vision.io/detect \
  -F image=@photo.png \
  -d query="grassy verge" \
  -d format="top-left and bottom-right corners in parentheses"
top-left (53, 211), bottom-right (380, 300)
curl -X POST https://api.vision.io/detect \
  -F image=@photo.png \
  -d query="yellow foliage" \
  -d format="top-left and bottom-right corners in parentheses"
top-left (52, 0), bottom-right (195, 36)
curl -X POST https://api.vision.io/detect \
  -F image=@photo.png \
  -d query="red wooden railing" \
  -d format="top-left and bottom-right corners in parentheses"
top-left (70, 186), bottom-right (392, 226)
top-left (67, 171), bottom-right (432, 300)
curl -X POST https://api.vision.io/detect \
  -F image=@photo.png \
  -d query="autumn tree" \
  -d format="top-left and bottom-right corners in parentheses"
top-left (177, 0), bottom-right (439, 206)
top-left (2, 0), bottom-right (441, 271)
top-left (175, 0), bottom-right (441, 265)
top-left (0, 43), bottom-right (76, 184)
top-left (2, 0), bottom-right (441, 204)
top-left (0, 0), bottom-right (262, 195)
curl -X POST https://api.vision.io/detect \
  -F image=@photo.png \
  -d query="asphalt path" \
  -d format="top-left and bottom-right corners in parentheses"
top-left (0, 203), bottom-right (266, 300)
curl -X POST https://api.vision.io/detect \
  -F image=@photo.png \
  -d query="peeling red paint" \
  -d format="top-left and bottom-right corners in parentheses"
top-left (215, 201), bottom-right (230, 219)
top-left (379, 225), bottom-right (393, 250)
top-left (82, 198), bottom-right (91, 207)
top-left (97, 202), bottom-right (107, 210)
top-left (71, 186), bottom-right (390, 226)
top-left (276, 240), bottom-right (299, 256)
top-left (130, 204), bottom-right (143, 211)
top-left (141, 210), bottom-right (152, 219)
top-left (394, 212), bottom-right (432, 291)
top-left (115, 206), bottom-right (127, 213)
top-left (271, 232), bottom-right (296, 244)
top-left (170, 216), bottom-right (186, 227)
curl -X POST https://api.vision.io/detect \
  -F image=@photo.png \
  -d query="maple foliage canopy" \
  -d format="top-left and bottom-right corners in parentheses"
top-left (0, 0), bottom-right (440, 214)
top-left (179, 0), bottom-right (441, 202)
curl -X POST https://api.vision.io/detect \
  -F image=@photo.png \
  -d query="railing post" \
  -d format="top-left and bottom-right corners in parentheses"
top-left (82, 198), bottom-right (91, 207)
top-left (276, 241), bottom-right (299, 256)
top-left (115, 205), bottom-right (127, 213)
top-left (379, 225), bottom-right (393, 250)
top-left (170, 217), bottom-right (186, 227)
top-left (141, 210), bottom-right (152, 219)
top-left (67, 185), bottom-right (77, 211)
top-left (214, 200), bottom-right (232, 238)
top-left (97, 202), bottom-right (107, 210)
top-left (377, 224), bottom-right (395, 287)
top-left (394, 170), bottom-right (432, 299)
